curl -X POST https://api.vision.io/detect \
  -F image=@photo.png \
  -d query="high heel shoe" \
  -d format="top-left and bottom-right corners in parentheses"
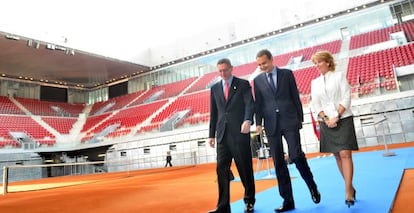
top-left (353, 189), bottom-right (356, 201)
top-left (345, 199), bottom-right (355, 208)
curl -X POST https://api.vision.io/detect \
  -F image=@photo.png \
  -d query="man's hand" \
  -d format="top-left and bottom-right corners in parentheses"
top-left (240, 120), bottom-right (251, 134)
top-left (208, 138), bottom-right (216, 148)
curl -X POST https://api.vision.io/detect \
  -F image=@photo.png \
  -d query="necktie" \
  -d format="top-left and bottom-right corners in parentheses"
top-left (268, 73), bottom-right (276, 92)
top-left (224, 80), bottom-right (229, 101)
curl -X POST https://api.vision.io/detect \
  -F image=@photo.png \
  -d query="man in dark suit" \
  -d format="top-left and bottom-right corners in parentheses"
top-left (253, 49), bottom-right (320, 212)
top-left (208, 58), bottom-right (256, 213)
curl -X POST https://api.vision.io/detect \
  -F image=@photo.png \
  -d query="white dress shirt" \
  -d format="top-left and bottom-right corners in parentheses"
top-left (311, 71), bottom-right (353, 119)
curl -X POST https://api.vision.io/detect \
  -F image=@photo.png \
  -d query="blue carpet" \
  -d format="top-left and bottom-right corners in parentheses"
top-left (231, 147), bottom-right (414, 213)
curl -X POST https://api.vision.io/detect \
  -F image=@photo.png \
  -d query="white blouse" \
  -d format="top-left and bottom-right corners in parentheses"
top-left (311, 71), bottom-right (353, 119)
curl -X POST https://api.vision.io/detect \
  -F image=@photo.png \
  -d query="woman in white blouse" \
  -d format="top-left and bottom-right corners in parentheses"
top-left (310, 51), bottom-right (359, 208)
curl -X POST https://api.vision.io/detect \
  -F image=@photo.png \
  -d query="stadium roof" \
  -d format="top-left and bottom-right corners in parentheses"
top-left (0, 33), bottom-right (149, 89)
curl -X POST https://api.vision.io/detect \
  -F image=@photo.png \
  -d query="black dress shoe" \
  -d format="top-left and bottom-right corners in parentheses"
top-left (207, 207), bottom-right (230, 213)
top-left (244, 203), bottom-right (254, 213)
top-left (274, 203), bottom-right (295, 212)
top-left (310, 189), bottom-right (321, 204)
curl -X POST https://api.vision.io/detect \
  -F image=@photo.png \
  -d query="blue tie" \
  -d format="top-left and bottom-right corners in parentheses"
top-left (268, 73), bottom-right (276, 92)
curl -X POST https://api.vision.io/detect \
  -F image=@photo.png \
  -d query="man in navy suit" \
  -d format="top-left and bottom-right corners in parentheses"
top-left (208, 58), bottom-right (256, 213)
top-left (253, 49), bottom-right (320, 212)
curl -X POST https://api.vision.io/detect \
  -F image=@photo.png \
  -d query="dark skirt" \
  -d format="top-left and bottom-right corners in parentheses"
top-left (320, 116), bottom-right (359, 153)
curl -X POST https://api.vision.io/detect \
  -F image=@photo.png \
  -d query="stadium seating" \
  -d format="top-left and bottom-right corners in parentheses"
top-left (84, 100), bottom-right (168, 136)
top-left (273, 40), bottom-right (342, 67)
top-left (232, 61), bottom-right (258, 77)
top-left (3, 20), bottom-right (414, 148)
top-left (89, 90), bottom-right (146, 115)
top-left (293, 66), bottom-right (320, 94)
top-left (349, 20), bottom-right (414, 50)
top-left (151, 90), bottom-right (210, 126)
top-left (347, 43), bottom-right (414, 91)
top-left (0, 115), bottom-right (55, 145)
top-left (42, 117), bottom-right (77, 134)
top-left (185, 71), bottom-right (219, 94)
top-left (15, 97), bottom-right (84, 117)
top-left (0, 96), bottom-right (24, 115)
top-left (81, 113), bottom-right (113, 133)
top-left (129, 77), bottom-right (197, 106)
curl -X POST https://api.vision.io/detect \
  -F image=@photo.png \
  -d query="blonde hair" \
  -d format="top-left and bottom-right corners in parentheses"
top-left (311, 51), bottom-right (336, 71)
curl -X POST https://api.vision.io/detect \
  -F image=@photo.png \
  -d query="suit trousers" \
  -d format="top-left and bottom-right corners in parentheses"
top-left (216, 130), bottom-right (256, 210)
top-left (267, 128), bottom-right (317, 203)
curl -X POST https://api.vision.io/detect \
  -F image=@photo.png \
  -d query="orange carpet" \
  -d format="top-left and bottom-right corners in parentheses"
top-left (0, 142), bottom-right (413, 213)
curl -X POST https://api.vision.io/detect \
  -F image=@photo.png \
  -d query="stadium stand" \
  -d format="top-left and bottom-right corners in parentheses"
top-left (1, 15), bottom-right (414, 149)
top-left (273, 40), bottom-right (342, 67)
top-left (0, 96), bottom-right (24, 115)
top-left (15, 97), bottom-right (84, 117)
top-left (0, 115), bottom-right (55, 146)
top-left (185, 71), bottom-right (219, 94)
top-left (41, 117), bottom-right (77, 134)
top-left (151, 90), bottom-right (210, 127)
top-left (0, 35), bottom-right (412, 147)
top-left (349, 19), bottom-right (414, 50)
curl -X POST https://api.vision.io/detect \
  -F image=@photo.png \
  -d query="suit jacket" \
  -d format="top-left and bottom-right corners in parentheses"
top-left (254, 67), bottom-right (303, 136)
top-left (209, 76), bottom-right (254, 143)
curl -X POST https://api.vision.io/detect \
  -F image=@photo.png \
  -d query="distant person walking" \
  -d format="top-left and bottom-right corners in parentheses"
top-left (165, 151), bottom-right (172, 167)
